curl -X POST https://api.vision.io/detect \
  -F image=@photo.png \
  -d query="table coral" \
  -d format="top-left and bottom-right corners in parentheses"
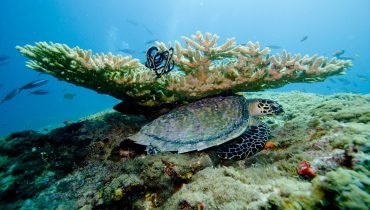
top-left (16, 31), bottom-right (351, 107)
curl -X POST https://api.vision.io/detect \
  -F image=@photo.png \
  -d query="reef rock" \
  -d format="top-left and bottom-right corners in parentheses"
top-left (0, 91), bottom-right (369, 210)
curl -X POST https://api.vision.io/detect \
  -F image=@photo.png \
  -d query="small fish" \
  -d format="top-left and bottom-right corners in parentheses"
top-left (144, 39), bottom-right (159, 45)
top-left (338, 56), bottom-right (355, 61)
top-left (117, 49), bottom-right (137, 54)
top-left (20, 79), bottom-right (48, 90)
top-left (265, 45), bottom-right (282, 49)
top-left (300, 36), bottom-right (308, 42)
top-left (0, 88), bottom-right (21, 104)
top-left (64, 93), bottom-right (76, 100)
top-left (126, 19), bottom-right (139, 26)
top-left (357, 75), bottom-right (368, 81)
top-left (0, 55), bottom-right (9, 65)
top-left (29, 89), bottom-right (49, 95)
top-left (332, 50), bottom-right (345, 57)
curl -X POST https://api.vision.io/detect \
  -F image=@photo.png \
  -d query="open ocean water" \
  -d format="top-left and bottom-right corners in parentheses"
top-left (0, 0), bottom-right (369, 137)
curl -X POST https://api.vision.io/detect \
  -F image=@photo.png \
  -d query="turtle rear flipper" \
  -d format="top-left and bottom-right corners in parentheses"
top-left (217, 118), bottom-right (271, 160)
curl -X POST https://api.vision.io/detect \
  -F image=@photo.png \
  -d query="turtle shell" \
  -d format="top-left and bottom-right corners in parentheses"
top-left (129, 95), bottom-right (250, 153)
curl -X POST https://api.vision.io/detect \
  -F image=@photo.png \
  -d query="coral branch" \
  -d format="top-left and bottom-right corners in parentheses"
top-left (16, 32), bottom-right (352, 107)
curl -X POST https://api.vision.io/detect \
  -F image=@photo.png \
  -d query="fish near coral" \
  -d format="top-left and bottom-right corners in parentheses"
top-left (29, 89), bottom-right (49, 95)
top-left (333, 50), bottom-right (345, 58)
top-left (63, 93), bottom-right (76, 100)
top-left (300, 35), bottom-right (308, 42)
top-left (117, 48), bottom-right (137, 54)
top-left (0, 88), bottom-right (21, 104)
top-left (297, 160), bottom-right (317, 178)
top-left (19, 79), bottom-right (48, 90)
top-left (0, 55), bottom-right (9, 65)
top-left (145, 46), bottom-right (175, 78)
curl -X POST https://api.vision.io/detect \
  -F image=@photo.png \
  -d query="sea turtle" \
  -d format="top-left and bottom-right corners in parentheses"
top-left (128, 95), bottom-right (283, 160)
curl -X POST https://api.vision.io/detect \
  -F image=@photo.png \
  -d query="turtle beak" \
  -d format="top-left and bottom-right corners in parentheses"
top-left (272, 103), bottom-right (284, 115)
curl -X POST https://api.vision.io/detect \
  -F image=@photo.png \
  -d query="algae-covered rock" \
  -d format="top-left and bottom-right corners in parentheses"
top-left (0, 92), bottom-right (369, 210)
top-left (161, 166), bottom-right (321, 209)
top-left (313, 168), bottom-right (370, 209)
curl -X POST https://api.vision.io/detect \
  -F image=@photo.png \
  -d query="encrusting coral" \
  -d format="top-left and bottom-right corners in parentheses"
top-left (16, 31), bottom-right (351, 106)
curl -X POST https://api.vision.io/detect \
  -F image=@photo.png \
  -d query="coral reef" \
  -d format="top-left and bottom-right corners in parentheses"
top-left (0, 91), bottom-right (368, 210)
top-left (16, 32), bottom-right (351, 107)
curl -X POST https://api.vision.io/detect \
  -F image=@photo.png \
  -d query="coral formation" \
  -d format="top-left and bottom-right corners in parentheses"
top-left (16, 32), bottom-right (351, 106)
top-left (313, 168), bottom-right (370, 209)
top-left (160, 166), bottom-right (319, 209)
top-left (0, 91), bottom-right (368, 210)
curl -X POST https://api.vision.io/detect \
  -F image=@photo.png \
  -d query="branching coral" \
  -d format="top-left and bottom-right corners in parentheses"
top-left (16, 31), bottom-right (352, 107)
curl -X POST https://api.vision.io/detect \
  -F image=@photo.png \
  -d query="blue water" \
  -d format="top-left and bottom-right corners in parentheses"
top-left (0, 0), bottom-right (369, 137)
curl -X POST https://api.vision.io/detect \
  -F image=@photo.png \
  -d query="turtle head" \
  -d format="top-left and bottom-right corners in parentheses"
top-left (248, 99), bottom-right (284, 116)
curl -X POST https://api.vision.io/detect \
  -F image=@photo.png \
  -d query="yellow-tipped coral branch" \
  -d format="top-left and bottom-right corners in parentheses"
top-left (16, 31), bottom-right (351, 107)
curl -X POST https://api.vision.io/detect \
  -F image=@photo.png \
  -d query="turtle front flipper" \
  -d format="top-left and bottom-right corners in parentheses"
top-left (216, 118), bottom-right (271, 160)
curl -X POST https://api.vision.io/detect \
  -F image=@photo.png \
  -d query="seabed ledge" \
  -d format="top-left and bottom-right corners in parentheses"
top-left (0, 91), bottom-right (369, 210)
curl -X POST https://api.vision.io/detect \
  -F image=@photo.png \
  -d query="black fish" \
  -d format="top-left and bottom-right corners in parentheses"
top-left (19, 79), bottom-right (48, 90)
top-left (300, 36), bottom-right (308, 42)
top-left (29, 90), bottom-right (49, 95)
top-left (0, 55), bottom-right (9, 65)
top-left (265, 45), bottom-right (282, 49)
top-left (333, 50), bottom-right (345, 58)
top-left (0, 88), bottom-right (21, 104)
top-left (117, 49), bottom-right (137, 54)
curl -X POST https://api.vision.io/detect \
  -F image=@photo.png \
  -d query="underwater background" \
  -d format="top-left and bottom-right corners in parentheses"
top-left (1, 1), bottom-right (370, 209)
top-left (0, 0), bottom-right (369, 137)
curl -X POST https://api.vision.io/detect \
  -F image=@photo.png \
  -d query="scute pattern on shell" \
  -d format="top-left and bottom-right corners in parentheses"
top-left (129, 96), bottom-right (250, 153)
